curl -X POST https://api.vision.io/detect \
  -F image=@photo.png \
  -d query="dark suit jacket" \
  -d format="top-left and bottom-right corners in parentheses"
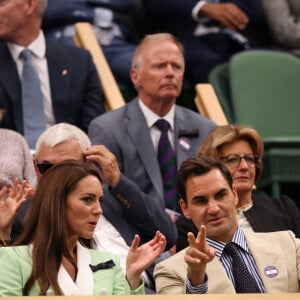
top-left (143, 0), bottom-right (268, 83)
top-left (176, 191), bottom-right (300, 251)
top-left (0, 40), bottom-right (104, 134)
top-left (88, 98), bottom-right (216, 207)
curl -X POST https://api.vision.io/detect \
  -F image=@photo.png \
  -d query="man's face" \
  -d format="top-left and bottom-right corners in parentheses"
top-left (34, 140), bottom-right (84, 180)
top-left (131, 40), bottom-right (184, 105)
top-left (0, 0), bottom-right (28, 43)
top-left (180, 168), bottom-right (238, 242)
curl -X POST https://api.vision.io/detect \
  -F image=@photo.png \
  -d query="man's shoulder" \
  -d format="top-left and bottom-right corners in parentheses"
top-left (45, 40), bottom-right (91, 59)
top-left (245, 229), bottom-right (298, 243)
top-left (89, 99), bottom-right (138, 125)
top-left (175, 105), bottom-right (216, 126)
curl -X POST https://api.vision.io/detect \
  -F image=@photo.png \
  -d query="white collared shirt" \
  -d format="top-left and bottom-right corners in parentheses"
top-left (138, 99), bottom-right (176, 152)
top-left (7, 30), bottom-right (55, 128)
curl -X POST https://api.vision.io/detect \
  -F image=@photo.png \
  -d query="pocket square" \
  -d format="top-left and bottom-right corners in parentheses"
top-left (89, 259), bottom-right (116, 272)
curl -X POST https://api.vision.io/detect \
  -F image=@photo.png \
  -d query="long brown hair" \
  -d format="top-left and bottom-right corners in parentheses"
top-left (16, 160), bottom-right (102, 295)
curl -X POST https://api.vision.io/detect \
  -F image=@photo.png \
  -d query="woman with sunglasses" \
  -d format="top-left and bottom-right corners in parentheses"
top-left (0, 160), bottom-right (166, 296)
top-left (176, 124), bottom-right (300, 251)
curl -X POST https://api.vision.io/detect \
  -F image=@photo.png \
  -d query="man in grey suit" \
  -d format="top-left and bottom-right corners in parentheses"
top-left (154, 156), bottom-right (300, 294)
top-left (89, 33), bottom-right (216, 222)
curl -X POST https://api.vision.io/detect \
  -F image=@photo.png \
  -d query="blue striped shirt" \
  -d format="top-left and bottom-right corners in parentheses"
top-left (186, 227), bottom-right (266, 294)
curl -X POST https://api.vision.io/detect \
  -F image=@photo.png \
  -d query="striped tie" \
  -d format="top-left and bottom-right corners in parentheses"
top-left (155, 119), bottom-right (178, 211)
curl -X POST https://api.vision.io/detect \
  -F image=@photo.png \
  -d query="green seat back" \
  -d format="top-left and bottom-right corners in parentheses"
top-left (229, 50), bottom-right (300, 140)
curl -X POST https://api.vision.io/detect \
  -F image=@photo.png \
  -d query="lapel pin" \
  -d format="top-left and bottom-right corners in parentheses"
top-left (179, 137), bottom-right (191, 152)
top-left (61, 69), bottom-right (68, 76)
top-left (264, 266), bottom-right (278, 278)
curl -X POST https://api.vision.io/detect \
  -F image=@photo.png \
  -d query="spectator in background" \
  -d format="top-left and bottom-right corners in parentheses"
top-left (176, 125), bottom-right (300, 251)
top-left (143, 0), bottom-right (270, 84)
top-left (0, 109), bottom-right (37, 190)
top-left (0, 109), bottom-right (35, 246)
top-left (261, 0), bottom-right (300, 56)
top-left (89, 33), bottom-right (216, 226)
top-left (0, 160), bottom-right (166, 296)
top-left (0, 0), bottom-right (104, 149)
top-left (42, 0), bottom-right (139, 85)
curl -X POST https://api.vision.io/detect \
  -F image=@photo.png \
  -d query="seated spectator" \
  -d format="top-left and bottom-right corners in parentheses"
top-left (11, 123), bottom-right (177, 292)
top-left (0, 160), bottom-right (166, 296)
top-left (0, 0), bottom-right (104, 149)
top-left (0, 129), bottom-right (37, 189)
top-left (0, 110), bottom-right (36, 245)
top-left (89, 33), bottom-right (216, 224)
top-left (176, 125), bottom-right (300, 251)
top-left (154, 156), bottom-right (300, 294)
top-left (43, 0), bottom-right (139, 85)
top-left (143, 0), bottom-right (270, 83)
top-left (261, 0), bottom-right (300, 56)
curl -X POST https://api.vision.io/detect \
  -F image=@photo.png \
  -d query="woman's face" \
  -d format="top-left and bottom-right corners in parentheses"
top-left (66, 175), bottom-right (103, 240)
top-left (219, 140), bottom-right (256, 196)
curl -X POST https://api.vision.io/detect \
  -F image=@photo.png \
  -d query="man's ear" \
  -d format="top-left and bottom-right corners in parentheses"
top-left (179, 199), bottom-right (191, 219)
top-left (232, 183), bottom-right (239, 207)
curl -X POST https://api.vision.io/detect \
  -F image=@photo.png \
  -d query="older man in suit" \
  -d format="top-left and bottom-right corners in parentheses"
top-left (89, 33), bottom-right (216, 223)
top-left (154, 156), bottom-right (300, 294)
top-left (0, 0), bottom-right (104, 149)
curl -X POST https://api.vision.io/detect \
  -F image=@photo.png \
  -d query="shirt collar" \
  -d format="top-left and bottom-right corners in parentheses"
top-left (207, 226), bottom-right (250, 259)
top-left (7, 30), bottom-right (46, 61)
top-left (138, 98), bottom-right (175, 131)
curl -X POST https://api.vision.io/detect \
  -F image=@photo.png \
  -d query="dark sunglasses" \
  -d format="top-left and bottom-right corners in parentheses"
top-left (36, 162), bottom-right (54, 174)
top-left (37, 158), bottom-right (87, 175)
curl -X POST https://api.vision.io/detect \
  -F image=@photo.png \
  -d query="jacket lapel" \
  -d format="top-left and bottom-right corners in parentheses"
top-left (245, 233), bottom-right (287, 293)
top-left (45, 42), bottom-right (70, 122)
top-left (57, 242), bottom-right (93, 295)
top-left (0, 43), bottom-right (23, 132)
top-left (125, 100), bottom-right (164, 200)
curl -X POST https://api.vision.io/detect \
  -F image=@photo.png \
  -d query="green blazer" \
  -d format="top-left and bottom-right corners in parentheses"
top-left (0, 243), bottom-right (144, 296)
top-left (154, 230), bottom-right (300, 294)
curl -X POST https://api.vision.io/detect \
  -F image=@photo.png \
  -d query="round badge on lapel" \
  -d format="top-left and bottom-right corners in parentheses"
top-left (264, 266), bottom-right (278, 278)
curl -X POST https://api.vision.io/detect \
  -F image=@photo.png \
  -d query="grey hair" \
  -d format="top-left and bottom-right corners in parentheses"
top-left (37, 0), bottom-right (48, 18)
top-left (131, 32), bottom-right (184, 70)
top-left (35, 123), bottom-right (91, 155)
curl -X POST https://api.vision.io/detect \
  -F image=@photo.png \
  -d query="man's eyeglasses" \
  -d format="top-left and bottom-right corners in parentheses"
top-left (36, 162), bottom-right (54, 174)
top-left (220, 154), bottom-right (259, 168)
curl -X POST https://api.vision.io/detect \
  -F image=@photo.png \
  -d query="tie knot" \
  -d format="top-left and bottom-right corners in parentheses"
top-left (224, 242), bottom-right (239, 255)
top-left (155, 119), bottom-right (170, 132)
top-left (20, 49), bottom-right (33, 62)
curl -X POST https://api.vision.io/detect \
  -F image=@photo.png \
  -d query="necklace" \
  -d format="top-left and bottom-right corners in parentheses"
top-left (236, 201), bottom-right (253, 218)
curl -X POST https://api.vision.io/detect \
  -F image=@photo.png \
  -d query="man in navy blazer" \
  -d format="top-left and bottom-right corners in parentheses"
top-left (143, 0), bottom-right (269, 83)
top-left (88, 33), bottom-right (216, 219)
top-left (0, 0), bottom-right (104, 146)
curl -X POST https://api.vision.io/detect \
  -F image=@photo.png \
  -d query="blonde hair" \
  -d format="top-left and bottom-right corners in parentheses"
top-left (131, 33), bottom-right (184, 70)
top-left (198, 124), bottom-right (264, 181)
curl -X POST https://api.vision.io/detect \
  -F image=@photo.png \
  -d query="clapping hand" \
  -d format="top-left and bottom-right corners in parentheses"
top-left (0, 179), bottom-right (33, 241)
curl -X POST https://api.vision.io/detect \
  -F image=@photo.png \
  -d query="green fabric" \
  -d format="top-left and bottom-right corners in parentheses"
top-left (0, 245), bottom-right (144, 296)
